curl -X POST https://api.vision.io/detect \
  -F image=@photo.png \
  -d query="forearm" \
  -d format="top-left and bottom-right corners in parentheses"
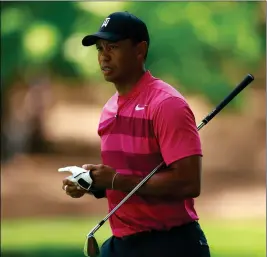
top-left (113, 168), bottom-right (199, 199)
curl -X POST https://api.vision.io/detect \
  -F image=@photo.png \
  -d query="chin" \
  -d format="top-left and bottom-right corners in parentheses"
top-left (103, 74), bottom-right (118, 83)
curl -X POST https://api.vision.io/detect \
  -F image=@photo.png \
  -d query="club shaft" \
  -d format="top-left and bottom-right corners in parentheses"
top-left (88, 121), bottom-right (204, 236)
top-left (202, 74), bottom-right (254, 125)
top-left (87, 74), bottom-right (254, 237)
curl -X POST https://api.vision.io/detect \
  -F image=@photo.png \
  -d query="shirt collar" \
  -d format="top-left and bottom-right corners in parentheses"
top-left (117, 70), bottom-right (152, 101)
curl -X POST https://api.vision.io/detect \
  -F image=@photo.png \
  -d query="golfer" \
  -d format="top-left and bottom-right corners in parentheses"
top-left (63, 11), bottom-right (211, 257)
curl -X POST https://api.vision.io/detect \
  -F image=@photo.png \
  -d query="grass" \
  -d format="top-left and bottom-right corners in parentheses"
top-left (1, 216), bottom-right (265, 257)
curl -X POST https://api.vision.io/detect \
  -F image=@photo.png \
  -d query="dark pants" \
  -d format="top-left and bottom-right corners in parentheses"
top-left (100, 221), bottom-right (210, 257)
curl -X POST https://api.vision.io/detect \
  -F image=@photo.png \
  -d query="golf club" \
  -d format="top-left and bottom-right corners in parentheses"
top-left (83, 73), bottom-right (254, 257)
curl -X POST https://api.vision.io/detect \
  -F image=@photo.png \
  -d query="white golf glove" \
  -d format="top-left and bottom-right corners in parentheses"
top-left (58, 166), bottom-right (93, 191)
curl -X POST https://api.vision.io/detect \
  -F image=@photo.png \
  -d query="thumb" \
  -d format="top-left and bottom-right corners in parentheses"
top-left (63, 177), bottom-right (76, 186)
top-left (82, 164), bottom-right (97, 171)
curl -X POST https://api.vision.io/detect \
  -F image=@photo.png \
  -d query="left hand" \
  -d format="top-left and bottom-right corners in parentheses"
top-left (58, 166), bottom-right (93, 191)
top-left (82, 164), bottom-right (116, 190)
top-left (62, 179), bottom-right (87, 198)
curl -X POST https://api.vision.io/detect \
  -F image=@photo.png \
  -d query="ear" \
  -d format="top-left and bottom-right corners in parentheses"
top-left (136, 41), bottom-right (148, 61)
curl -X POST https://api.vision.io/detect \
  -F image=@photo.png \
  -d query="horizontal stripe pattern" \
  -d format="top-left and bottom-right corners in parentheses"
top-left (99, 115), bottom-right (155, 138)
top-left (102, 150), bottom-right (163, 173)
top-left (98, 117), bottom-right (116, 137)
top-left (98, 71), bottom-right (200, 237)
top-left (106, 190), bottom-right (186, 205)
top-left (100, 134), bottom-right (159, 154)
top-left (106, 194), bottom-right (197, 237)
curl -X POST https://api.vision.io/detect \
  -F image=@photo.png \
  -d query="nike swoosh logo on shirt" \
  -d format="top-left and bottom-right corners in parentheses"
top-left (135, 104), bottom-right (148, 111)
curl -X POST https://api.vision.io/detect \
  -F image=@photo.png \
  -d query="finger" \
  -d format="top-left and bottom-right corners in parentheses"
top-left (66, 185), bottom-right (79, 193)
top-left (63, 178), bottom-right (76, 186)
top-left (62, 183), bottom-right (67, 190)
top-left (82, 164), bottom-right (97, 171)
top-left (66, 189), bottom-right (75, 196)
top-left (62, 183), bottom-right (76, 191)
top-left (62, 181), bottom-right (74, 190)
top-left (67, 191), bottom-right (84, 198)
top-left (63, 184), bottom-right (72, 191)
top-left (77, 186), bottom-right (88, 193)
top-left (71, 194), bottom-right (83, 198)
top-left (76, 185), bottom-right (85, 191)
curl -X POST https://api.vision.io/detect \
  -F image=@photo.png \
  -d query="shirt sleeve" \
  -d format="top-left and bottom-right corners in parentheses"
top-left (153, 97), bottom-right (202, 166)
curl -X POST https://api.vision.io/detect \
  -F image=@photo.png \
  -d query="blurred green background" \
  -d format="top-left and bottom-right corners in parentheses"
top-left (1, 2), bottom-right (266, 257)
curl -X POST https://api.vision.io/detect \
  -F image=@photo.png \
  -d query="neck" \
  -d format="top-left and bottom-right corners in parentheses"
top-left (115, 68), bottom-right (146, 96)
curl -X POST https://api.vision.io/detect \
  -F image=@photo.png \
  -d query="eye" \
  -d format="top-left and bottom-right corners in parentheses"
top-left (109, 44), bottom-right (118, 50)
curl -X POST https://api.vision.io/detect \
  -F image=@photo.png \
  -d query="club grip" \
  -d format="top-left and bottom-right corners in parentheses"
top-left (203, 74), bottom-right (254, 124)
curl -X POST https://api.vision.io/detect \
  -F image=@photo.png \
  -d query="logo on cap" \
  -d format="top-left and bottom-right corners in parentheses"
top-left (101, 18), bottom-right (110, 28)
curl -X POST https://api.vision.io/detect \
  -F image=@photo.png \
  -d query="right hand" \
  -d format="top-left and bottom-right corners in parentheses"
top-left (62, 178), bottom-right (87, 198)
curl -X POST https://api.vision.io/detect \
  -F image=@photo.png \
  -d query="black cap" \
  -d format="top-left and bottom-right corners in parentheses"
top-left (82, 11), bottom-right (149, 47)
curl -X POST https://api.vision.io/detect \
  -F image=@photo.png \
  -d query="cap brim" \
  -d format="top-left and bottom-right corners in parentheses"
top-left (82, 32), bottom-right (126, 46)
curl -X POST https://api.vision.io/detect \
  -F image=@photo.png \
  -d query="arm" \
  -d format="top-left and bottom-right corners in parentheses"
top-left (113, 155), bottom-right (201, 199)
top-left (88, 97), bottom-right (203, 200)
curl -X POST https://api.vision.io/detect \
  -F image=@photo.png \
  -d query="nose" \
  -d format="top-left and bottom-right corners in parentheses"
top-left (98, 47), bottom-right (111, 62)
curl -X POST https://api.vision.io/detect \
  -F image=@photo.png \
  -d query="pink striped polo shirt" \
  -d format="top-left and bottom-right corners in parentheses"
top-left (98, 71), bottom-right (202, 237)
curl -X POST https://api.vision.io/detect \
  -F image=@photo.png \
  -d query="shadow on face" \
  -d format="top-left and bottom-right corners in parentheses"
top-left (96, 39), bottom-right (148, 84)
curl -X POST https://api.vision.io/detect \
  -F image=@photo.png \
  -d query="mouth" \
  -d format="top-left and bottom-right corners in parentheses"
top-left (101, 66), bottom-right (113, 75)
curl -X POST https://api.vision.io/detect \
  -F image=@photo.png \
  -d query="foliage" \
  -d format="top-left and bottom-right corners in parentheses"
top-left (1, 2), bottom-right (265, 104)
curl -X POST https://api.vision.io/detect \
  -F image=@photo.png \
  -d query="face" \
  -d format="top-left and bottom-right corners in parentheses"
top-left (96, 39), bottom-right (146, 83)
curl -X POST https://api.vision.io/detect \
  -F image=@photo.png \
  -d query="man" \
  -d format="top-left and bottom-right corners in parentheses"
top-left (63, 11), bottom-right (211, 257)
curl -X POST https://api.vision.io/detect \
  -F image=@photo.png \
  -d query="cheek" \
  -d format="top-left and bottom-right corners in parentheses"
top-left (118, 53), bottom-right (136, 70)
top-left (114, 54), bottom-right (127, 69)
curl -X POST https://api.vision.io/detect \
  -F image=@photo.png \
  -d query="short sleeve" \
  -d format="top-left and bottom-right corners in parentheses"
top-left (153, 97), bottom-right (202, 166)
